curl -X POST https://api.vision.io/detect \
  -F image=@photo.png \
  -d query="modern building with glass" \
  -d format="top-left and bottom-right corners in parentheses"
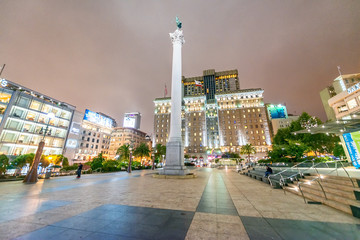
top-left (0, 79), bottom-right (75, 156)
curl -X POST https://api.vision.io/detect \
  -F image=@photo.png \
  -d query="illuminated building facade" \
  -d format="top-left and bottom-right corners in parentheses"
top-left (0, 79), bottom-right (75, 156)
top-left (320, 73), bottom-right (360, 120)
top-left (123, 112), bottom-right (141, 130)
top-left (154, 69), bottom-right (272, 159)
top-left (108, 127), bottom-right (150, 159)
top-left (73, 110), bottom-right (116, 162)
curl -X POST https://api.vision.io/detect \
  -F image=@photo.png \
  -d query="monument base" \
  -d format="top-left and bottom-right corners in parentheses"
top-left (159, 140), bottom-right (189, 176)
top-left (158, 167), bottom-right (190, 176)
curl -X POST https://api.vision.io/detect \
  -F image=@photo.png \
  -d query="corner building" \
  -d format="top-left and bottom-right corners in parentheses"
top-left (154, 69), bottom-right (272, 159)
top-left (0, 79), bottom-right (74, 156)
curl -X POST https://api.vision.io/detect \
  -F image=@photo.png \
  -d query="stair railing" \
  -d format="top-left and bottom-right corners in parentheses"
top-left (295, 162), bottom-right (355, 203)
top-left (268, 159), bottom-right (313, 187)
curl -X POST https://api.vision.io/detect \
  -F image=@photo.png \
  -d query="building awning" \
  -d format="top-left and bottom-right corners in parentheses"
top-left (294, 119), bottom-right (360, 135)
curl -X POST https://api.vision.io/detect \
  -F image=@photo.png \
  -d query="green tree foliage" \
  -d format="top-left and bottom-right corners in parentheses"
top-left (267, 145), bottom-right (287, 160)
top-left (333, 143), bottom-right (346, 158)
top-left (62, 157), bottom-right (69, 167)
top-left (11, 153), bottom-right (35, 168)
top-left (286, 140), bottom-right (309, 160)
top-left (134, 143), bottom-right (150, 160)
top-left (0, 154), bottom-right (9, 175)
top-left (154, 144), bottom-right (166, 162)
top-left (117, 144), bottom-right (130, 161)
top-left (90, 153), bottom-right (106, 170)
top-left (270, 112), bottom-right (342, 161)
top-left (102, 160), bottom-right (118, 172)
top-left (240, 144), bottom-right (256, 162)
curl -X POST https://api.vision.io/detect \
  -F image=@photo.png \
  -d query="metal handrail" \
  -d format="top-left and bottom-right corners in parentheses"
top-left (268, 159), bottom-right (313, 178)
top-left (270, 159), bottom-right (354, 186)
top-left (295, 163), bottom-right (355, 203)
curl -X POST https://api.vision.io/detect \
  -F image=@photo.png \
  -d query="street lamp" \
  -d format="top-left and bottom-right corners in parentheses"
top-left (127, 139), bottom-right (135, 173)
top-left (152, 149), bottom-right (157, 170)
top-left (23, 112), bottom-right (55, 184)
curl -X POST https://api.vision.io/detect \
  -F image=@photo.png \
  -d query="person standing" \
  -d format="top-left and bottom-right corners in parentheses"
top-left (76, 163), bottom-right (83, 179)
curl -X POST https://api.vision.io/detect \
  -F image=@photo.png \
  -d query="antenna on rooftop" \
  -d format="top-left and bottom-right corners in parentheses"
top-left (337, 66), bottom-right (342, 76)
top-left (0, 64), bottom-right (5, 77)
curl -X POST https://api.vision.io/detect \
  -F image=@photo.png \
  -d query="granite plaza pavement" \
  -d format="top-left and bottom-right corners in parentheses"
top-left (0, 168), bottom-right (359, 240)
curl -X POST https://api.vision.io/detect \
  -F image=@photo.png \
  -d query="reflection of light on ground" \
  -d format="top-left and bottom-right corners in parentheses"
top-left (22, 179), bottom-right (46, 214)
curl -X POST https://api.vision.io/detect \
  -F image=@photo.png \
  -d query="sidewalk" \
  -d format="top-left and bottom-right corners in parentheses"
top-left (0, 168), bottom-right (359, 240)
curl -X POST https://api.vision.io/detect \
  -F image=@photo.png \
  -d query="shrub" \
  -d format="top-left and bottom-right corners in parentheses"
top-left (0, 154), bottom-right (9, 175)
top-left (61, 165), bottom-right (78, 171)
top-left (102, 160), bottom-right (118, 172)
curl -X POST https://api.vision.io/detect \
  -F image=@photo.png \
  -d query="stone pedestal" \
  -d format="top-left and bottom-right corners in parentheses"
top-left (159, 141), bottom-right (189, 175)
top-left (159, 27), bottom-right (189, 176)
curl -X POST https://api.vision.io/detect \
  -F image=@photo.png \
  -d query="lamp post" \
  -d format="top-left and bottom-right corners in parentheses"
top-left (23, 112), bottom-right (55, 184)
top-left (152, 149), bottom-right (157, 170)
top-left (127, 139), bottom-right (135, 173)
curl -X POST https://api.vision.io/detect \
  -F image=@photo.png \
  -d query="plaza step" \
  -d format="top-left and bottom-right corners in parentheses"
top-left (297, 179), bottom-right (358, 200)
top-left (284, 174), bottom-right (360, 218)
top-left (285, 186), bottom-right (354, 215)
top-left (306, 174), bottom-right (359, 188)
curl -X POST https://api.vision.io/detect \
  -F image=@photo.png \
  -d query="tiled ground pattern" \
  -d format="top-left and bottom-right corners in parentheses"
top-left (0, 169), bottom-right (359, 240)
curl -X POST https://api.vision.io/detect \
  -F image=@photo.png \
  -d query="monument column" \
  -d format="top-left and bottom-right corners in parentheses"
top-left (159, 18), bottom-right (189, 175)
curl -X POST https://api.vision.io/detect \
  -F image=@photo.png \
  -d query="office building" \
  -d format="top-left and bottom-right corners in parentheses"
top-left (123, 112), bottom-right (141, 130)
top-left (0, 79), bottom-right (75, 156)
top-left (270, 115), bottom-right (299, 135)
top-left (154, 69), bottom-right (272, 159)
top-left (108, 127), bottom-right (150, 159)
top-left (320, 73), bottom-right (360, 120)
top-left (264, 104), bottom-right (298, 136)
top-left (72, 110), bottom-right (116, 162)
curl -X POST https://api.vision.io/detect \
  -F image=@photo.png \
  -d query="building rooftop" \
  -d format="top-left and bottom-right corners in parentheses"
top-left (0, 78), bottom-right (76, 109)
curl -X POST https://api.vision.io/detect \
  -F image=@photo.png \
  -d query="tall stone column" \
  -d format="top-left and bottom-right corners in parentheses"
top-left (159, 27), bottom-right (189, 175)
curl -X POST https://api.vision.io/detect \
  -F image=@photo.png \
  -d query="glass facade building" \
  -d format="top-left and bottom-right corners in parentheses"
top-left (0, 80), bottom-right (75, 156)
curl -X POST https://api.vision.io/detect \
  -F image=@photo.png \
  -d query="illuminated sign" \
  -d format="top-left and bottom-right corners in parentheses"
top-left (123, 117), bottom-right (136, 128)
top-left (267, 104), bottom-right (287, 119)
top-left (70, 122), bottom-right (81, 134)
top-left (83, 109), bottom-right (113, 128)
top-left (0, 79), bottom-right (8, 87)
top-left (347, 83), bottom-right (360, 94)
top-left (66, 139), bottom-right (78, 148)
top-left (343, 132), bottom-right (360, 169)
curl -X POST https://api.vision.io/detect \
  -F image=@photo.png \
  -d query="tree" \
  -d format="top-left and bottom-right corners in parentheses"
top-left (270, 112), bottom-right (341, 161)
top-left (240, 144), bottom-right (256, 162)
top-left (134, 143), bottom-right (150, 164)
top-left (102, 160), bottom-right (118, 172)
top-left (117, 144), bottom-right (130, 161)
top-left (154, 144), bottom-right (166, 163)
top-left (0, 154), bottom-right (9, 175)
top-left (62, 157), bottom-right (69, 167)
top-left (333, 143), bottom-right (346, 159)
top-left (11, 153), bottom-right (35, 175)
top-left (267, 145), bottom-right (287, 160)
top-left (90, 153), bottom-right (106, 170)
top-left (286, 140), bottom-right (309, 160)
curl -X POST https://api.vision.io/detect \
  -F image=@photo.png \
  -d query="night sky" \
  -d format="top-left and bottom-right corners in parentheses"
top-left (1, 0), bottom-right (359, 134)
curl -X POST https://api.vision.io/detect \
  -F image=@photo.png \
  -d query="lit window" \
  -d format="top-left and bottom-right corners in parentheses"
top-left (347, 99), bottom-right (358, 109)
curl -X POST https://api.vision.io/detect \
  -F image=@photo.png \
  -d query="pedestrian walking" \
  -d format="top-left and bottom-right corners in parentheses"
top-left (76, 163), bottom-right (83, 179)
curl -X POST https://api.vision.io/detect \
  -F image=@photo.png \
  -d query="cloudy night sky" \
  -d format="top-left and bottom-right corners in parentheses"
top-left (0, 0), bottom-right (359, 134)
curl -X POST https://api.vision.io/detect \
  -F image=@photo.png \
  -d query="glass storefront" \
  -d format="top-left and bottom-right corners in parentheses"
top-left (0, 90), bottom-right (74, 156)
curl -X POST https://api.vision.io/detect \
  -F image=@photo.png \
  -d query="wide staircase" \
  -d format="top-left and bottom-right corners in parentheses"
top-left (285, 174), bottom-right (360, 218)
top-left (240, 161), bottom-right (360, 218)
